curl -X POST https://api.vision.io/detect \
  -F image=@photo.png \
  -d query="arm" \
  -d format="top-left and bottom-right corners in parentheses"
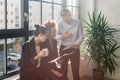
top-left (34, 50), bottom-right (45, 60)
top-left (20, 43), bottom-right (37, 73)
top-left (56, 22), bottom-right (72, 40)
top-left (72, 20), bottom-right (84, 48)
top-left (76, 21), bottom-right (84, 45)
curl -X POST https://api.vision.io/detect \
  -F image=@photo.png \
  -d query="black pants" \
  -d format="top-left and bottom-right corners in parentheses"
top-left (60, 45), bottom-right (80, 80)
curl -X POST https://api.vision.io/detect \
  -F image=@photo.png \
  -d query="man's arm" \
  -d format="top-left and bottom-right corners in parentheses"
top-left (56, 22), bottom-right (72, 40)
top-left (72, 20), bottom-right (84, 48)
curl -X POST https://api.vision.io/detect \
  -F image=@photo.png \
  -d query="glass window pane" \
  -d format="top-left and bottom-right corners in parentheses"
top-left (67, 0), bottom-right (79, 6)
top-left (53, 4), bottom-right (62, 22)
top-left (73, 0), bottom-right (79, 6)
top-left (73, 7), bottom-right (79, 19)
top-left (7, 0), bottom-right (21, 29)
top-left (42, 3), bottom-right (52, 23)
top-left (0, 39), bottom-right (5, 77)
top-left (0, 0), bottom-right (5, 29)
top-left (42, 0), bottom-right (52, 2)
top-left (53, 0), bottom-right (62, 4)
top-left (67, 7), bottom-right (79, 19)
top-left (67, 6), bottom-right (72, 12)
top-left (7, 37), bottom-right (24, 73)
top-left (29, 1), bottom-right (41, 30)
top-left (67, 0), bottom-right (72, 5)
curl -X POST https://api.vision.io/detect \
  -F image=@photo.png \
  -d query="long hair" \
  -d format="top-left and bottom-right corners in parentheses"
top-left (43, 20), bottom-right (56, 33)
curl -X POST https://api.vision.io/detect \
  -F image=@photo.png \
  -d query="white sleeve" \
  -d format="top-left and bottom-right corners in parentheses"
top-left (56, 22), bottom-right (63, 40)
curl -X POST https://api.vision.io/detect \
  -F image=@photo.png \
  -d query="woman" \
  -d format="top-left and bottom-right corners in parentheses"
top-left (40, 20), bottom-right (64, 80)
top-left (19, 25), bottom-right (47, 80)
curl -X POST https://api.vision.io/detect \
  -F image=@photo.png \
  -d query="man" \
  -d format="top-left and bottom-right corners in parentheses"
top-left (57, 9), bottom-right (84, 80)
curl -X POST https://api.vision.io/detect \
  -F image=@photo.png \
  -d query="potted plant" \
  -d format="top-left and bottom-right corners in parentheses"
top-left (84, 12), bottom-right (120, 80)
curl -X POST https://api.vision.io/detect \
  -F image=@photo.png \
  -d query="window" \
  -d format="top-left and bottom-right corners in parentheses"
top-left (11, 3), bottom-right (13, 7)
top-left (29, 6), bottom-right (32, 9)
top-left (73, 0), bottom-right (79, 6)
top-left (0, 0), bottom-right (26, 78)
top-left (72, 7), bottom-right (79, 19)
top-left (0, 20), bottom-right (3, 23)
top-left (0, 11), bottom-right (3, 15)
top-left (11, 11), bottom-right (13, 15)
top-left (67, 6), bottom-right (72, 13)
top-left (67, 0), bottom-right (73, 6)
top-left (6, 0), bottom-right (21, 29)
top-left (15, 24), bottom-right (19, 28)
top-left (0, 38), bottom-right (24, 77)
top-left (53, 0), bottom-right (62, 4)
top-left (29, 1), bottom-right (41, 30)
top-left (42, 0), bottom-right (52, 2)
top-left (7, 11), bottom-right (8, 15)
top-left (42, 3), bottom-right (52, 23)
top-left (29, 12), bottom-right (32, 16)
top-left (0, 2), bottom-right (2, 6)
top-left (53, 4), bottom-right (62, 22)
top-left (11, 20), bottom-right (13, 23)
top-left (7, 37), bottom-right (23, 73)
top-left (15, 16), bottom-right (19, 19)
top-left (0, 39), bottom-right (4, 77)
top-left (7, 20), bottom-right (8, 23)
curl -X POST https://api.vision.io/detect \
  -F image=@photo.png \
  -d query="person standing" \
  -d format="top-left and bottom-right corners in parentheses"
top-left (57, 9), bottom-right (84, 80)
top-left (19, 25), bottom-right (47, 80)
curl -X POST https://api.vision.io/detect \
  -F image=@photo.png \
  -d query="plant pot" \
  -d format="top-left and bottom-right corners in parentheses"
top-left (93, 68), bottom-right (104, 80)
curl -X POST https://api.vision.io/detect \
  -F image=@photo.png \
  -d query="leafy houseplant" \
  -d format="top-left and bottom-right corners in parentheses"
top-left (84, 12), bottom-right (120, 80)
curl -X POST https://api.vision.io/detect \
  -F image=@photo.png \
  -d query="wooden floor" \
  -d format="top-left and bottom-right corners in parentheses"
top-left (81, 75), bottom-right (114, 80)
top-left (67, 58), bottom-right (115, 80)
top-left (4, 57), bottom-right (116, 80)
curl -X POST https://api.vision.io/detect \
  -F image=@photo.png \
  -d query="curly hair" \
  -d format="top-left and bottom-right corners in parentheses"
top-left (43, 20), bottom-right (56, 32)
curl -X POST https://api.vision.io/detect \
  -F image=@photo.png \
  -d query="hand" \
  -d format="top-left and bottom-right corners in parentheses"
top-left (62, 33), bottom-right (72, 40)
top-left (71, 44), bottom-right (80, 49)
top-left (51, 69), bottom-right (63, 77)
top-left (34, 50), bottom-right (45, 60)
top-left (57, 59), bottom-right (63, 64)
top-left (38, 50), bottom-right (45, 57)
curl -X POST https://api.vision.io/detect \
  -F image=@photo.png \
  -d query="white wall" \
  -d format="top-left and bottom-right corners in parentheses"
top-left (79, 0), bottom-right (94, 24)
top-left (97, 0), bottom-right (120, 79)
top-left (80, 0), bottom-right (120, 79)
top-left (97, 0), bottom-right (120, 26)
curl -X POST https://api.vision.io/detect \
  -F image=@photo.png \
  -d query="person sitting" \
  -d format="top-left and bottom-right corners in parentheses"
top-left (40, 20), bottom-right (64, 80)
top-left (19, 25), bottom-right (47, 80)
